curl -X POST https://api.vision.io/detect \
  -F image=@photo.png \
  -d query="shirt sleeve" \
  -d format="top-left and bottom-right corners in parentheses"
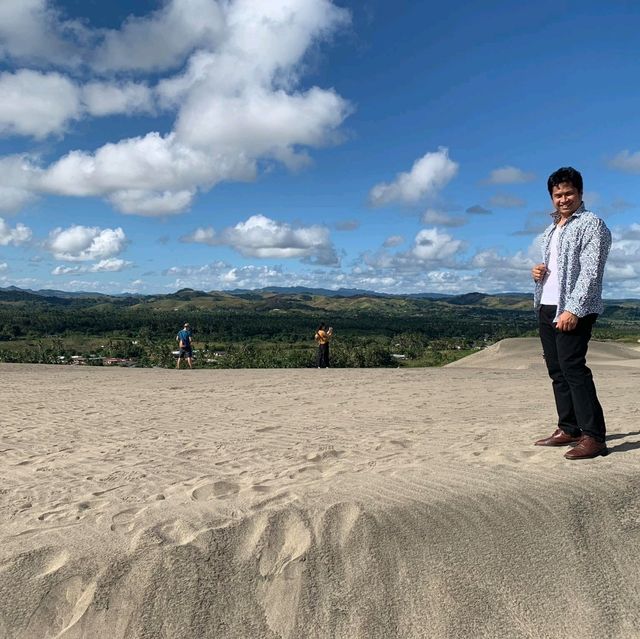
top-left (564, 219), bottom-right (611, 317)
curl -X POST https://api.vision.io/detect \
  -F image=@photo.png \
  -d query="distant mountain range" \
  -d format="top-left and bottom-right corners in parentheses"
top-left (0, 284), bottom-right (503, 302)
top-left (0, 285), bottom-right (637, 309)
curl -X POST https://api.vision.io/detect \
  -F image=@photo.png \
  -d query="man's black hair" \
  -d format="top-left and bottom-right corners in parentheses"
top-left (547, 167), bottom-right (583, 196)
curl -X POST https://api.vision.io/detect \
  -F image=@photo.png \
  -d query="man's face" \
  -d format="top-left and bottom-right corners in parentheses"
top-left (551, 182), bottom-right (582, 217)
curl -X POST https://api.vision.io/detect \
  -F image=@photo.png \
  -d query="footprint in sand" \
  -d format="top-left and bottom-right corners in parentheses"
top-left (37, 509), bottom-right (66, 522)
top-left (110, 507), bottom-right (144, 532)
top-left (305, 449), bottom-right (344, 463)
top-left (256, 425), bottom-right (281, 433)
top-left (191, 481), bottom-right (240, 501)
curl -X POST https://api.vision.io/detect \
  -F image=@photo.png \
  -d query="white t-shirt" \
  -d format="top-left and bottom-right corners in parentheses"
top-left (540, 226), bottom-right (560, 305)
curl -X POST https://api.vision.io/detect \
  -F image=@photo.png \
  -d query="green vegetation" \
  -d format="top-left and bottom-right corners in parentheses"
top-left (0, 288), bottom-right (638, 368)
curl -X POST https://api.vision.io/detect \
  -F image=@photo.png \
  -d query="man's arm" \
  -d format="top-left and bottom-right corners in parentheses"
top-left (563, 219), bottom-right (611, 319)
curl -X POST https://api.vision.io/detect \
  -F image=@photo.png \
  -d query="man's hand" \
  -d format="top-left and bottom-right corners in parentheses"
top-left (556, 311), bottom-right (578, 332)
top-left (532, 263), bottom-right (548, 282)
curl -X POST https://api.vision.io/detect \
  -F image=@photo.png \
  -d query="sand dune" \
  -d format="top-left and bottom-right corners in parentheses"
top-left (1, 338), bottom-right (640, 638)
top-left (446, 336), bottom-right (640, 369)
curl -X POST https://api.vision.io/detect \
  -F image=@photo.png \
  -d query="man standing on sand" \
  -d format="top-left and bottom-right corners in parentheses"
top-left (176, 322), bottom-right (194, 369)
top-left (532, 167), bottom-right (611, 460)
top-left (315, 323), bottom-right (333, 368)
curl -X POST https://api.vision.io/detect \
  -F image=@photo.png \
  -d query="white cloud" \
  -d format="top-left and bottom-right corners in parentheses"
top-left (0, 217), bottom-right (32, 245)
top-left (2, 0), bottom-right (353, 215)
top-left (0, 72), bottom-right (158, 140)
top-left (469, 247), bottom-right (535, 292)
top-left (0, 156), bottom-right (41, 213)
top-left (0, 0), bottom-right (85, 67)
top-left (363, 228), bottom-right (467, 275)
top-left (47, 226), bottom-right (127, 262)
top-left (412, 228), bottom-right (464, 262)
top-left (183, 227), bottom-right (217, 245)
top-left (52, 257), bottom-right (132, 275)
top-left (608, 150), bottom-right (640, 174)
top-left (369, 147), bottom-right (458, 206)
top-left (0, 187), bottom-right (36, 213)
top-left (486, 166), bottom-right (535, 184)
top-left (89, 257), bottom-right (131, 272)
top-left (383, 235), bottom-right (404, 247)
top-left (164, 261), bottom-right (293, 291)
top-left (0, 262), bottom-right (8, 272)
top-left (489, 193), bottom-right (526, 209)
top-left (183, 214), bottom-right (339, 265)
top-left (92, 0), bottom-right (226, 73)
top-left (421, 208), bottom-right (466, 227)
top-left (606, 224), bottom-right (640, 284)
top-left (81, 82), bottom-right (155, 117)
top-left (0, 70), bottom-right (81, 138)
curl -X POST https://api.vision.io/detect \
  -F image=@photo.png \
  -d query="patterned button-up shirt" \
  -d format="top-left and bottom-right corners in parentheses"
top-left (534, 203), bottom-right (611, 320)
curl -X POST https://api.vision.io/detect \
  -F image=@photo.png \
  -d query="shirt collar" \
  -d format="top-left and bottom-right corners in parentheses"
top-left (552, 202), bottom-right (585, 223)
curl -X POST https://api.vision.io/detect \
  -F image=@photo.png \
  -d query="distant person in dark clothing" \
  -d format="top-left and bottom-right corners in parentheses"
top-left (176, 322), bottom-right (194, 369)
top-left (315, 323), bottom-right (333, 368)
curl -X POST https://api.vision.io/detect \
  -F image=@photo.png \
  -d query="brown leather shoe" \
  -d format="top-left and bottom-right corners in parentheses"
top-left (534, 428), bottom-right (583, 447)
top-left (564, 435), bottom-right (608, 460)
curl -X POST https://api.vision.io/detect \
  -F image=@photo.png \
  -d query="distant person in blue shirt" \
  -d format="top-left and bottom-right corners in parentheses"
top-left (176, 322), bottom-right (194, 369)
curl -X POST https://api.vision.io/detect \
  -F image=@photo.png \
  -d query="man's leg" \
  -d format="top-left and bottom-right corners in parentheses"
top-left (538, 305), bottom-right (580, 436)
top-left (556, 314), bottom-right (606, 442)
top-left (176, 355), bottom-right (181, 369)
top-left (319, 344), bottom-right (327, 368)
top-left (187, 355), bottom-right (193, 369)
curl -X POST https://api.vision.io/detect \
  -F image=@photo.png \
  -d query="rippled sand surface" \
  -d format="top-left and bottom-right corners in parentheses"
top-left (1, 339), bottom-right (640, 638)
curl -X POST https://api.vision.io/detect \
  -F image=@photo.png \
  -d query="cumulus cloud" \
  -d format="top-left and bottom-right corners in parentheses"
top-left (0, 69), bottom-right (81, 138)
top-left (412, 228), bottom-right (465, 262)
top-left (159, 222), bottom-right (640, 297)
top-left (47, 226), bottom-right (128, 261)
top-left (364, 228), bottom-right (466, 274)
top-left (606, 223), bottom-right (640, 284)
top-left (0, 0), bottom-right (86, 67)
top-left (92, 0), bottom-right (226, 73)
top-left (469, 247), bottom-right (535, 292)
top-left (486, 166), bottom-right (535, 184)
top-left (182, 214), bottom-right (339, 265)
top-left (0, 72), bottom-right (156, 139)
top-left (182, 227), bottom-right (217, 245)
top-left (164, 260), bottom-right (295, 291)
top-left (0, 156), bottom-right (40, 213)
top-left (0, 262), bottom-right (8, 272)
top-left (81, 82), bottom-right (155, 117)
top-left (52, 257), bottom-right (132, 275)
top-left (369, 148), bottom-right (458, 206)
top-left (0, 217), bottom-right (32, 245)
top-left (0, 0), bottom-right (353, 215)
top-left (608, 150), bottom-right (640, 174)
top-left (383, 235), bottom-right (404, 248)
top-left (489, 193), bottom-right (526, 209)
top-left (421, 208), bottom-right (466, 227)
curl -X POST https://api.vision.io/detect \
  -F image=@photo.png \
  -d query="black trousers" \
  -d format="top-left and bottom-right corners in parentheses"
top-left (538, 305), bottom-right (606, 442)
top-left (317, 343), bottom-right (329, 368)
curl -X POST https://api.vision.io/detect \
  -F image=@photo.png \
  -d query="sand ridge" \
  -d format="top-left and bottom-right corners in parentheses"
top-left (1, 339), bottom-right (640, 638)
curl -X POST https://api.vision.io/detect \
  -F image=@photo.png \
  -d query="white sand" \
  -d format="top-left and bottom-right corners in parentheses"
top-left (1, 338), bottom-right (640, 638)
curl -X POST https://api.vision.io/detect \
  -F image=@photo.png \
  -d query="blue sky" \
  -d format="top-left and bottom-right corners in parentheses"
top-left (1, 0), bottom-right (639, 296)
